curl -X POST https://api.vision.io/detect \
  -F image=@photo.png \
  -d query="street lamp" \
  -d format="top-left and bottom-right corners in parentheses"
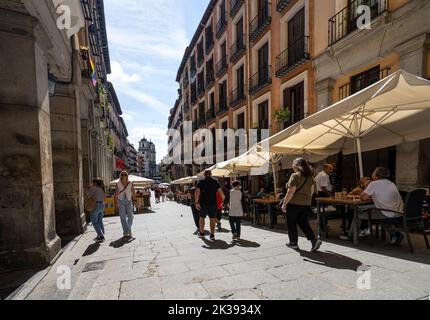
top-left (48, 73), bottom-right (57, 97)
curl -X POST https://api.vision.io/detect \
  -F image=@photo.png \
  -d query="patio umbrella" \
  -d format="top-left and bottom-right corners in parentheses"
top-left (269, 70), bottom-right (430, 177)
top-left (110, 175), bottom-right (155, 188)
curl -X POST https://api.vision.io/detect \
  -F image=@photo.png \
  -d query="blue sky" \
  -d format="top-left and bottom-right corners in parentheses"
top-left (105, 0), bottom-right (209, 163)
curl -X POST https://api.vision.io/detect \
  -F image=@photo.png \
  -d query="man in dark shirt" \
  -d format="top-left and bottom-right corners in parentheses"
top-left (195, 170), bottom-right (225, 240)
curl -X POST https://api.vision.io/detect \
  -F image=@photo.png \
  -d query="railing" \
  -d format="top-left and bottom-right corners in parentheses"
top-left (230, 86), bottom-right (247, 107)
top-left (249, 65), bottom-right (271, 94)
top-left (206, 70), bottom-right (215, 88)
top-left (230, 35), bottom-right (246, 63)
top-left (216, 14), bottom-right (227, 38)
top-left (197, 52), bottom-right (205, 67)
top-left (249, 7), bottom-right (272, 42)
top-left (216, 56), bottom-right (228, 78)
top-left (217, 102), bottom-right (229, 116)
top-left (206, 108), bottom-right (216, 122)
top-left (197, 81), bottom-right (205, 98)
top-left (276, 0), bottom-right (290, 12)
top-left (198, 115), bottom-right (206, 128)
top-left (275, 36), bottom-right (310, 78)
top-left (338, 67), bottom-right (391, 100)
top-left (206, 35), bottom-right (214, 53)
top-left (329, 0), bottom-right (388, 45)
top-left (230, 0), bottom-right (244, 17)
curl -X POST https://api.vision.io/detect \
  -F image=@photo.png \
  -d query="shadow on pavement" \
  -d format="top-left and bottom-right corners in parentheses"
top-left (201, 238), bottom-right (235, 250)
top-left (82, 243), bottom-right (101, 256)
top-left (110, 237), bottom-right (136, 248)
top-left (216, 228), bottom-right (231, 234)
top-left (299, 250), bottom-right (364, 271)
top-left (234, 239), bottom-right (261, 248)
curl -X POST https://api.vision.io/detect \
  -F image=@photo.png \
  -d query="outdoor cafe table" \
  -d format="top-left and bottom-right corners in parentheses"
top-left (316, 197), bottom-right (374, 246)
top-left (252, 198), bottom-right (280, 228)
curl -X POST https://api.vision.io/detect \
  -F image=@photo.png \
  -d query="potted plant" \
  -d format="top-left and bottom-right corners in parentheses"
top-left (274, 106), bottom-right (291, 129)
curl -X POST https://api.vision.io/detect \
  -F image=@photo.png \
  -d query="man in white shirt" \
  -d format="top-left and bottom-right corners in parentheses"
top-left (315, 164), bottom-right (334, 197)
top-left (358, 167), bottom-right (404, 245)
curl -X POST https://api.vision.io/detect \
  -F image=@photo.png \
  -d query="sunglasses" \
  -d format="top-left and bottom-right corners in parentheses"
top-left (121, 174), bottom-right (128, 177)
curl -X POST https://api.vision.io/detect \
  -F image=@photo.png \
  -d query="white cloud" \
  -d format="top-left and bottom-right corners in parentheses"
top-left (108, 61), bottom-right (140, 85)
top-left (122, 88), bottom-right (170, 116)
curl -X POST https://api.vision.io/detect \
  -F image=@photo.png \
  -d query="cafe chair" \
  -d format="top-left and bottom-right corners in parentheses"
top-left (364, 189), bottom-right (430, 254)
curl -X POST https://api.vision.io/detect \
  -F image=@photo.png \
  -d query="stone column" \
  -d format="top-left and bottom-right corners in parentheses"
top-left (395, 34), bottom-right (430, 190)
top-left (0, 10), bottom-right (61, 270)
top-left (315, 77), bottom-right (335, 111)
top-left (81, 119), bottom-right (91, 190)
top-left (50, 80), bottom-right (87, 240)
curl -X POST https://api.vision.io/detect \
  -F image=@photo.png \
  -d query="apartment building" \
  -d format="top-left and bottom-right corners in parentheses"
top-left (313, 0), bottom-right (430, 190)
top-left (171, 0), bottom-right (317, 175)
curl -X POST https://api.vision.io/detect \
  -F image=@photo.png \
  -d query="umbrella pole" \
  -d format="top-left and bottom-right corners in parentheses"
top-left (356, 137), bottom-right (364, 178)
top-left (272, 162), bottom-right (278, 199)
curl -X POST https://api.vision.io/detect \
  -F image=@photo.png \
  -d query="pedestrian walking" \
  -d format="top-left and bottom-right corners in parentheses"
top-left (281, 158), bottom-right (322, 252)
top-left (155, 187), bottom-right (161, 204)
top-left (189, 187), bottom-right (200, 235)
top-left (229, 181), bottom-right (244, 241)
top-left (216, 190), bottom-right (223, 231)
top-left (88, 178), bottom-right (106, 243)
top-left (195, 170), bottom-right (225, 241)
top-left (161, 188), bottom-right (166, 202)
top-left (115, 171), bottom-right (136, 239)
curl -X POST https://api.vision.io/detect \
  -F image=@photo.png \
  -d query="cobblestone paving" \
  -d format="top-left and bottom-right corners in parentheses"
top-left (12, 199), bottom-right (430, 300)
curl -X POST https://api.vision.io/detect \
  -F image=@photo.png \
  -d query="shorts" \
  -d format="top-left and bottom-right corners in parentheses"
top-left (199, 204), bottom-right (217, 219)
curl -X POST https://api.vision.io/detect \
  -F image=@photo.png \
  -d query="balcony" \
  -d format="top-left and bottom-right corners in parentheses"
top-left (216, 15), bottom-right (227, 39)
top-left (338, 67), bottom-right (391, 100)
top-left (276, 0), bottom-right (290, 12)
top-left (217, 102), bottom-right (229, 116)
top-left (249, 10), bottom-right (271, 42)
top-left (206, 70), bottom-right (215, 88)
top-left (215, 56), bottom-right (228, 78)
top-left (329, 0), bottom-right (388, 45)
top-left (197, 83), bottom-right (205, 98)
top-left (275, 36), bottom-right (310, 78)
top-left (230, 0), bottom-right (244, 18)
top-left (198, 115), bottom-right (206, 128)
top-left (230, 35), bottom-right (246, 63)
top-left (230, 86), bottom-right (247, 108)
top-left (206, 108), bottom-right (216, 122)
top-left (206, 36), bottom-right (214, 54)
top-left (197, 53), bottom-right (205, 68)
top-left (249, 65), bottom-right (271, 94)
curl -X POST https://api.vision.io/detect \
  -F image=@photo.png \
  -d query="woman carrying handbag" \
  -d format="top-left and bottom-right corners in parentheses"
top-left (115, 171), bottom-right (136, 239)
top-left (281, 158), bottom-right (322, 252)
top-left (87, 178), bottom-right (106, 243)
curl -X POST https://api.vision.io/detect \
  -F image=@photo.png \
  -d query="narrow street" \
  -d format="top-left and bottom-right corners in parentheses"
top-left (10, 196), bottom-right (430, 300)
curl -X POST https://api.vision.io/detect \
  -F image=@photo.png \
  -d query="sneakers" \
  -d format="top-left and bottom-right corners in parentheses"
top-left (95, 236), bottom-right (105, 243)
top-left (359, 229), bottom-right (371, 238)
top-left (232, 234), bottom-right (238, 240)
top-left (210, 234), bottom-right (215, 241)
top-left (286, 243), bottom-right (300, 250)
top-left (198, 232), bottom-right (205, 239)
top-left (193, 229), bottom-right (200, 235)
top-left (217, 223), bottom-right (222, 232)
top-left (311, 240), bottom-right (323, 252)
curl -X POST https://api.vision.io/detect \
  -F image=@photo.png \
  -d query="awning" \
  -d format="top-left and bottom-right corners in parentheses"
top-left (269, 70), bottom-right (430, 176)
top-left (110, 175), bottom-right (155, 188)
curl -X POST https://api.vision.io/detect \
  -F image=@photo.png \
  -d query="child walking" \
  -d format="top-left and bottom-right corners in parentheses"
top-left (229, 181), bottom-right (244, 241)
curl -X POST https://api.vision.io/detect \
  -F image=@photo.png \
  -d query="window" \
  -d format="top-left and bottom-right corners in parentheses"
top-left (351, 66), bottom-right (381, 94)
top-left (283, 81), bottom-right (305, 125)
top-left (219, 80), bottom-right (228, 111)
top-left (237, 112), bottom-right (245, 129)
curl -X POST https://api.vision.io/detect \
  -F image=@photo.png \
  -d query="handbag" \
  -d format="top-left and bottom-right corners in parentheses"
top-left (280, 176), bottom-right (310, 211)
top-left (84, 196), bottom-right (97, 214)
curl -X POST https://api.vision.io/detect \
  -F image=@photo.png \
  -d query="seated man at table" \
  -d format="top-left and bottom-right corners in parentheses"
top-left (315, 164), bottom-right (334, 197)
top-left (346, 167), bottom-right (404, 245)
top-left (256, 188), bottom-right (267, 198)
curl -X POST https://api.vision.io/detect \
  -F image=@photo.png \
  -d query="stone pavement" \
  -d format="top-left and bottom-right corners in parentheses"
top-left (9, 198), bottom-right (430, 300)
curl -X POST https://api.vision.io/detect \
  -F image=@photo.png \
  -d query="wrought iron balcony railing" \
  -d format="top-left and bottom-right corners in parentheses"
top-left (197, 82), bottom-right (205, 98)
top-left (230, 0), bottom-right (244, 18)
top-left (249, 8), bottom-right (272, 42)
top-left (338, 67), bottom-right (391, 100)
top-left (230, 86), bottom-right (247, 108)
top-left (206, 70), bottom-right (215, 88)
top-left (275, 36), bottom-right (310, 78)
top-left (206, 108), bottom-right (216, 122)
top-left (215, 56), bottom-right (228, 78)
top-left (216, 14), bottom-right (227, 39)
top-left (329, 0), bottom-right (388, 45)
top-left (217, 102), bottom-right (229, 116)
top-left (230, 35), bottom-right (246, 63)
top-left (249, 65), bottom-right (271, 94)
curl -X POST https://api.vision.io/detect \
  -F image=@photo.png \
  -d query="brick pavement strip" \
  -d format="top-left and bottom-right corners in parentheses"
top-left (13, 199), bottom-right (430, 300)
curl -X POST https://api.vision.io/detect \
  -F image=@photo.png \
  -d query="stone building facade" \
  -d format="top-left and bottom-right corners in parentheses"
top-left (168, 0), bottom-right (430, 190)
top-left (0, 0), bottom-right (129, 271)
top-left (138, 138), bottom-right (157, 178)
